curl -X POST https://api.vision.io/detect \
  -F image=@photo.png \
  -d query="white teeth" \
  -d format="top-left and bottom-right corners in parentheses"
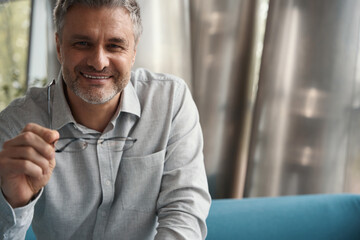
top-left (83, 73), bottom-right (109, 79)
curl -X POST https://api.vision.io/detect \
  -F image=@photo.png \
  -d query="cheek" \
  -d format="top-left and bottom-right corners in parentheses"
top-left (62, 49), bottom-right (85, 67)
top-left (112, 58), bottom-right (132, 71)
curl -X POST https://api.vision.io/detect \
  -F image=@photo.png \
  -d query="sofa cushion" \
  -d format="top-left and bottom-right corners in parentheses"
top-left (206, 194), bottom-right (360, 240)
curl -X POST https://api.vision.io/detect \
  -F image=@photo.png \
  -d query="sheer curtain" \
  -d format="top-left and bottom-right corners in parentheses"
top-left (245, 0), bottom-right (360, 197)
top-left (189, 0), bottom-right (261, 198)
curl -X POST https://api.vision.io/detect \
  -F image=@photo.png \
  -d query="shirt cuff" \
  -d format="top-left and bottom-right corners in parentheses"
top-left (0, 188), bottom-right (43, 231)
top-left (13, 188), bottom-right (43, 224)
top-left (0, 189), bottom-right (16, 232)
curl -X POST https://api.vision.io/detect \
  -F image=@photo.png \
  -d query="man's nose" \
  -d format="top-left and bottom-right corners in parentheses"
top-left (87, 47), bottom-right (109, 71)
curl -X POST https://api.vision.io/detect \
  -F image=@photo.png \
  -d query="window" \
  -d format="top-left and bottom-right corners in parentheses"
top-left (0, 0), bottom-right (31, 110)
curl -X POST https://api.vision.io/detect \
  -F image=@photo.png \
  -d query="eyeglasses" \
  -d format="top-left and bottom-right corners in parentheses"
top-left (54, 136), bottom-right (137, 153)
top-left (47, 80), bottom-right (137, 153)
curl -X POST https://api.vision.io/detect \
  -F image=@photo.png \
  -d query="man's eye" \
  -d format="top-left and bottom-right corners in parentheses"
top-left (108, 44), bottom-right (122, 49)
top-left (74, 41), bottom-right (89, 47)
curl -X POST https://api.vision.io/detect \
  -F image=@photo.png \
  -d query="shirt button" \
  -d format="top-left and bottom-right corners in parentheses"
top-left (105, 180), bottom-right (111, 186)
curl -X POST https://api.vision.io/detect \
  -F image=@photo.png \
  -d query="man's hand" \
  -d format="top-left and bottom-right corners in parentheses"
top-left (0, 123), bottom-right (59, 208)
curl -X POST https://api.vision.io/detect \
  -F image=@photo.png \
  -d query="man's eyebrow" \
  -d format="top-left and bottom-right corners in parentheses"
top-left (108, 37), bottom-right (129, 46)
top-left (70, 34), bottom-right (92, 40)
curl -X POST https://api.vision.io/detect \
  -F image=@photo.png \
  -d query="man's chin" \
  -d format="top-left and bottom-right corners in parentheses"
top-left (75, 89), bottom-right (119, 105)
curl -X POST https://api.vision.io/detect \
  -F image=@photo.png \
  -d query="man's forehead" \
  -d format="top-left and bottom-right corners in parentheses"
top-left (64, 4), bottom-right (131, 25)
top-left (62, 4), bottom-right (134, 40)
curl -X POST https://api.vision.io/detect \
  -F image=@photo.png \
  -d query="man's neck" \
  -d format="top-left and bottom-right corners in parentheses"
top-left (65, 87), bottom-right (121, 133)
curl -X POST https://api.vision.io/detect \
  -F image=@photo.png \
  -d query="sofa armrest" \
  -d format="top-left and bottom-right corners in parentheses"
top-left (25, 226), bottom-right (36, 240)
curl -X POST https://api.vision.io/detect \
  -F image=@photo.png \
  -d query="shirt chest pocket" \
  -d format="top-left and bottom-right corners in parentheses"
top-left (117, 149), bottom-right (165, 212)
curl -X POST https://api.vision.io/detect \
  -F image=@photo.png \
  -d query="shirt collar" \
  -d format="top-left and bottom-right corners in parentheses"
top-left (119, 77), bottom-right (141, 118)
top-left (50, 71), bottom-right (141, 132)
top-left (51, 71), bottom-right (76, 131)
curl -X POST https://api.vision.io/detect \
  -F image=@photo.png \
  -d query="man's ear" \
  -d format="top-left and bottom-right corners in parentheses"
top-left (132, 41), bottom-right (138, 66)
top-left (132, 50), bottom-right (136, 66)
top-left (55, 33), bottom-right (62, 63)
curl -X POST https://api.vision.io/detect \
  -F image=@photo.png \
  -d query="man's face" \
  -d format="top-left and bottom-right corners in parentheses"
top-left (56, 5), bottom-right (137, 105)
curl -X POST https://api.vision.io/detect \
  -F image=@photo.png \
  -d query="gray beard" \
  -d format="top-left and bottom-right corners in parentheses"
top-left (62, 67), bottom-right (129, 105)
top-left (71, 79), bottom-right (119, 104)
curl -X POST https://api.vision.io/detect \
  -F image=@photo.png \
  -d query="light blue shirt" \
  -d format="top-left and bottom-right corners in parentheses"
top-left (0, 68), bottom-right (211, 240)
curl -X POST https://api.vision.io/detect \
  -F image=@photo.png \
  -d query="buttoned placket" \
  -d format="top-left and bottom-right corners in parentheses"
top-left (91, 114), bottom-right (137, 239)
top-left (92, 137), bottom-right (124, 239)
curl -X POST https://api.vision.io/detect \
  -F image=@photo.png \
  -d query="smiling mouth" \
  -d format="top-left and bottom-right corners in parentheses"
top-left (81, 72), bottom-right (112, 80)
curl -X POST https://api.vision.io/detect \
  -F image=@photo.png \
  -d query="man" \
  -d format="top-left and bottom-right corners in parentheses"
top-left (0, 0), bottom-right (211, 239)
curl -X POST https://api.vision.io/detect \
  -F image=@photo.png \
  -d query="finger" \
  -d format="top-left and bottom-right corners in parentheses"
top-left (1, 147), bottom-right (51, 174)
top-left (22, 123), bottom-right (59, 144)
top-left (3, 132), bottom-right (55, 160)
top-left (0, 156), bottom-right (43, 179)
top-left (48, 156), bottom-right (56, 171)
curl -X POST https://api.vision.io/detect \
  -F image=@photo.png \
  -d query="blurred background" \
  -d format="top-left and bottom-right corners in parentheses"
top-left (1, 0), bottom-right (360, 199)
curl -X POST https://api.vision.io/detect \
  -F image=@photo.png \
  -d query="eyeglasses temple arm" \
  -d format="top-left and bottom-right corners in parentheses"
top-left (47, 79), bottom-right (56, 130)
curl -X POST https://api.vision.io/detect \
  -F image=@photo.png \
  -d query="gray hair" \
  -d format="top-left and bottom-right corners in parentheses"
top-left (53, 0), bottom-right (142, 43)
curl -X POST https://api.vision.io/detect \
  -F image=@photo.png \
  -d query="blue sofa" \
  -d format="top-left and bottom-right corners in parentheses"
top-left (26, 194), bottom-right (360, 240)
top-left (206, 194), bottom-right (360, 240)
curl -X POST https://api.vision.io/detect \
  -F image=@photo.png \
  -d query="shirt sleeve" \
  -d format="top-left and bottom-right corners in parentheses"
top-left (0, 108), bottom-right (35, 239)
top-left (155, 82), bottom-right (211, 240)
top-left (0, 188), bottom-right (42, 240)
